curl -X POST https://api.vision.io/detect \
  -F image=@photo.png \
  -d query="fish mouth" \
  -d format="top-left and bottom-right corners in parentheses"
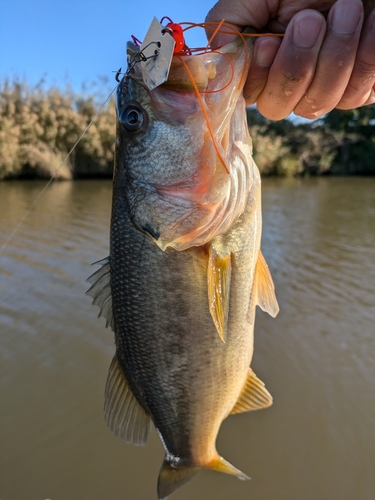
top-left (122, 35), bottom-right (257, 252)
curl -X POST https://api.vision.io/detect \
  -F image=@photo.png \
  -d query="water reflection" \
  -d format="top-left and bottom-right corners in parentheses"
top-left (0, 178), bottom-right (374, 500)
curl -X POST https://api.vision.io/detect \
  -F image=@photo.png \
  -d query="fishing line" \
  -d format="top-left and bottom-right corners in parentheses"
top-left (174, 21), bottom-right (254, 174)
top-left (205, 18), bottom-right (226, 50)
top-left (183, 21), bottom-right (285, 38)
top-left (176, 53), bottom-right (231, 174)
top-left (0, 85), bottom-right (117, 255)
top-left (1, 22), bottom-right (284, 255)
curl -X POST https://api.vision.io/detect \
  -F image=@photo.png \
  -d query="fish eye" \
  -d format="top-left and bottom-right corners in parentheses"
top-left (119, 103), bottom-right (147, 133)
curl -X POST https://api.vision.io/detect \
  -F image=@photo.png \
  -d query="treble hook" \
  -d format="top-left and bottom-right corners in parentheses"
top-left (114, 40), bottom-right (163, 85)
top-left (115, 67), bottom-right (122, 82)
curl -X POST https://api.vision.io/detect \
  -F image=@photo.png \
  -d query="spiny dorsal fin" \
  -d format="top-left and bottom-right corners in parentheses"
top-left (254, 251), bottom-right (279, 318)
top-left (86, 257), bottom-right (115, 331)
top-left (231, 368), bottom-right (273, 414)
top-left (104, 354), bottom-right (152, 446)
top-left (207, 243), bottom-right (232, 343)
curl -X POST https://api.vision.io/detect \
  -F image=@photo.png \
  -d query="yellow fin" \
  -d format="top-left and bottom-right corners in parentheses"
top-left (157, 459), bottom-right (198, 500)
top-left (207, 243), bottom-right (232, 342)
top-left (104, 354), bottom-right (151, 446)
top-left (254, 251), bottom-right (279, 317)
top-left (231, 368), bottom-right (273, 414)
top-left (205, 455), bottom-right (250, 480)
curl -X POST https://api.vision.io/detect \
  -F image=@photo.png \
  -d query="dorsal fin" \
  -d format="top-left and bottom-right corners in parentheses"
top-left (230, 368), bottom-right (273, 414)
top-left (86, 257), bottom-right (115, 331)
top-left (207, 243), bottom-right (232, 343)
top-left (104, 354), bottom-right (152, 446)
top-left (254, 251), bottom-right (279, 317)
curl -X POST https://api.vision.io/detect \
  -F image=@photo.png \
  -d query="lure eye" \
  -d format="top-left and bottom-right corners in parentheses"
top-left (119, 103), bottom-right (147, 133)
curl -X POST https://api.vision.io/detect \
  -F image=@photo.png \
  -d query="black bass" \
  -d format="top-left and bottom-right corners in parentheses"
top-left (87, 28), bottom-right (279, 499)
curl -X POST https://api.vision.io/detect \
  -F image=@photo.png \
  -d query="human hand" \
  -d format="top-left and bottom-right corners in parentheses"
top-left (206, 0), bottom-right (375, 120)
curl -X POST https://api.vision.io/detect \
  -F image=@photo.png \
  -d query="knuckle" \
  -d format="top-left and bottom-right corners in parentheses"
top-left (353, 58), bottom-right (375, 84)
top-left (337, 63), bottom-right (375, 108)
top-left (295, 109), bottom-right (326, 120)
top-left (337, 89), bottom-right (373, 109)
top-left (280, 69), bottom-right (308, 87)
top-left (281, 71), bottom-right (303, 84)
top-left (294, 94), bottom-right (334, 119)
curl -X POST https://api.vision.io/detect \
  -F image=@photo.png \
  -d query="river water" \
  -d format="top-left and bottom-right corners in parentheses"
top-left (0, 177), bottom-right (374, 500)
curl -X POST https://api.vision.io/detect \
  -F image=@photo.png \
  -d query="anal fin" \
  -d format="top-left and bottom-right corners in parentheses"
top-left (254, 250), bottom-right (279, 318)
top-left (207, 243), bottom-right (232, 343)
top-left (104, 354), bottom-right (152, 446)
top-left (231, 368), bottom-right (273, 414)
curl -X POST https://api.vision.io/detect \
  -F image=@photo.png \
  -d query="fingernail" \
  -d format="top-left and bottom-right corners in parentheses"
top-left (293, 12), bottom-right (324, 48)
top-left (330, 0), bottom-right (363, 34)
top-left (255, 38), bottom-right (280, 67)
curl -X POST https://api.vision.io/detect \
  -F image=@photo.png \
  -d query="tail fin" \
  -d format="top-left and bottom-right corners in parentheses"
top-left (157, 454), bottom-right (249, 499)
top-left (205, 455), bottom-right (250, 481)
top-left (157, 459), bottom-right (198, 500)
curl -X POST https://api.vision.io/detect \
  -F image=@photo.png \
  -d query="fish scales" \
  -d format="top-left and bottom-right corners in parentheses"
top-left (111, 174), bottom-right (258, 456)
top-left (88, 28), bottom-right (279, 499)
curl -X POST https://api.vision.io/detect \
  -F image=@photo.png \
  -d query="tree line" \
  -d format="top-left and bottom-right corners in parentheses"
top-left (0, 78), bottom-right (374, 180)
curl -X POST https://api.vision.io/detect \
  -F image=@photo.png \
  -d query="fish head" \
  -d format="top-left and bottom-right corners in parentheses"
top-left (114, 38), bottom-right (258, 251)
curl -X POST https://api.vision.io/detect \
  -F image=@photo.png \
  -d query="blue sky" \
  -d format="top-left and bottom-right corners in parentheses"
top-left (0, 0), bottom-right (214, 93)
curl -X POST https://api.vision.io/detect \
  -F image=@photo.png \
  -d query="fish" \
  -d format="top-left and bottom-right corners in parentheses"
top-left (87, 26), bottom-right (279, 499)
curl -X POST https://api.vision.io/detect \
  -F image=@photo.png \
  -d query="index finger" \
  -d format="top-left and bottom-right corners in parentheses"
top-left (205, 0), bottom-right (270, 45)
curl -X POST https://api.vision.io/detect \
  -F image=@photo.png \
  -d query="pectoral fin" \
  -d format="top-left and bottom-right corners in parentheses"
top-left (104, 354), bottom-right (152, 446)
top-left (86, 257), bottom-right (115, 331)
top-left (231, 368), bottom-right (273, 414)
top-left (207, 243), bottom-right (232, 343)
top-left (254, 251), bottom-right (279, 317)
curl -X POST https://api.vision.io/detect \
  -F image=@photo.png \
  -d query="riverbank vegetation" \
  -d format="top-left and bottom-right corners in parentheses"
top-left (1, 79), bottom-right (374, 180)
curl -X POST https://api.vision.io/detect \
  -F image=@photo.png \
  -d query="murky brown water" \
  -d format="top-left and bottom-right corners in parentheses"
top-left (1, 177), bottom-right (374, 500)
